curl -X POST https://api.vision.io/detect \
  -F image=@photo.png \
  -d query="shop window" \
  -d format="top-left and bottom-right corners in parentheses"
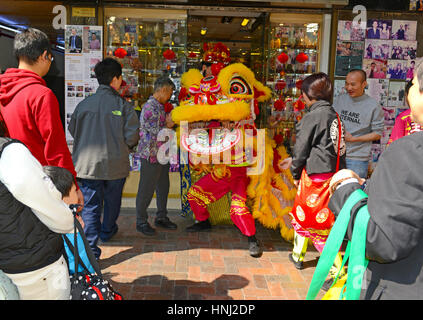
top-left (267, 15), bottom-right (321, 153)
top-left (105, 10), bottom-right (187, 108)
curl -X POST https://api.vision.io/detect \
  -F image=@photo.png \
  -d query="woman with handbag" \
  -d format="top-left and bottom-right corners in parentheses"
top-left (288, 73), bottom-right (346, 278)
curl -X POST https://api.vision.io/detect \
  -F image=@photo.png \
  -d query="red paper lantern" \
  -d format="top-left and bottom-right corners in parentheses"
top-left (295, 52), bottom-right (309, 64)
top-left (114, 48), bottom-right (127, 59)
top-left (277, 52), bottom-right (289, 64)
top-left (164, 102), bottom-right (174, 113)
top-left (274, 99), bottom-right (286, 111)
top-left (163, 49), bottom-right (176, 60)
top-left (275, 80), bottom-right (287, 91)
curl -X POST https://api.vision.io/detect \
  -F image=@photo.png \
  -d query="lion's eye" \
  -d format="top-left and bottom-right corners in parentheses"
top-left (229, 76), bottom-right (252, 95)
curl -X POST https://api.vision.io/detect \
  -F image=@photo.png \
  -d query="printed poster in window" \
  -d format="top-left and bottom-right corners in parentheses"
top-left (65, 25), bottom-right (103, 144)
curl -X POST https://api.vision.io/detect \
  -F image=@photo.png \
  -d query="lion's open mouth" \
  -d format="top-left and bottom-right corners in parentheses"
top-left (181, 120), bottom-right (241, 155)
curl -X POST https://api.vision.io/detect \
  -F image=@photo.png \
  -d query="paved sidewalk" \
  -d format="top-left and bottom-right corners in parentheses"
top-left (98, 199), bottom-right (324, 300)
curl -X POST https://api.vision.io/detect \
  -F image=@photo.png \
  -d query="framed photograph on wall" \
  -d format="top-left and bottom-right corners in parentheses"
top-left (338, 20), bottom-right (365, 41)
top-left (364, 39), bottom-right (392, 60)
top-left (387, 60), bottom-right (408, 80)
top-left (363, 59), bottom-right (387, 79)
top-left (391, 40), bottom-right (418, 59)
top-left (391, 20), bottom-right (417, 40)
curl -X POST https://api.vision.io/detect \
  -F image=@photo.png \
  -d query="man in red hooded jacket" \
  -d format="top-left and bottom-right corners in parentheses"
top-left (0, 28), bottom-right (83, 204)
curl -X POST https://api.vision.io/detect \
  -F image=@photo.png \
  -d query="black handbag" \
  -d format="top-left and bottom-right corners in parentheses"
top-left (66, 205), bottom-right (123, 300)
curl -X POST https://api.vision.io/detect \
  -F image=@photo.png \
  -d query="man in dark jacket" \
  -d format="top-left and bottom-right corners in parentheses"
top-left (69, 58), bottom-right (139, 259)
top-left (329, 61), bottom-right (423, 299)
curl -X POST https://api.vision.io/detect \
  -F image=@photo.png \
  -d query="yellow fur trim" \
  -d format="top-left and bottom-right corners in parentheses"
top-left (181, 69), bottom-right (203, 89)
top-left (247, 131), bottom-right (297, 243)
top-left (218, 63), bottom-right (272, 102)
top-left (171, 100), bottom-right (251, 123)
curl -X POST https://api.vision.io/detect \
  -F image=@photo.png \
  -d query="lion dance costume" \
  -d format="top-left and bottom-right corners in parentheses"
top-left (171, 58), bottom-right (298, 257)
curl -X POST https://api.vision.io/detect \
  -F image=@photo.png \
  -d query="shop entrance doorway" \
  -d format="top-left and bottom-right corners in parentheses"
top-left (186, 11), bottom-right (267, 80)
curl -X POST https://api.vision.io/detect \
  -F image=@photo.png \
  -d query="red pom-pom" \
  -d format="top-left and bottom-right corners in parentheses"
top-left (275, 80), bottom-right (286, 91)
top-left (277, 52), bottom-right (289, 64)
top-left (295, 52), bottom-right (309, 64)
top-left (178, 87), bottom-right (187, 102)
top-left (114, 48), bottom-right (127, 59)
top-left (274, 99), bottom-right (286, 111)
top-left (294, 99), bottom-right (305, 112)
top-left (211, 62), bottom-right (224, 76)
top-left (274, 133), bottom-right (284, 145)
top-left (164, 102), bottom-right (174, 113)
top-left (163, 49), bottom-right (176, 60)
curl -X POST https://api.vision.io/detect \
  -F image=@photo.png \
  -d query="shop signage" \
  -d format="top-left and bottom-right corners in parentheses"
top-left (72, 7), bottom-right (96, 18)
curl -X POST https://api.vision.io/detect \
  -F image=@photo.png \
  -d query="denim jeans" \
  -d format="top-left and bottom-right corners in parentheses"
top-left (346, 159), bottom-right (369, 179)
top-left (77, 178), bottom-right (126, 259)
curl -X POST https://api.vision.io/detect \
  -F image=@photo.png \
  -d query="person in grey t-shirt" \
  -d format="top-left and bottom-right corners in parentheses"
top-left (333, 69), bottom-right (384, 178)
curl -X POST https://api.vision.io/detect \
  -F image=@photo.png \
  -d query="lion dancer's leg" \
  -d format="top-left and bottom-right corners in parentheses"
top-left (228, 166), bottom-right (262, 258)
top-left (185, 166), bottom-right (262, 258)
top-left (185, 171), bottom-right (231, 232)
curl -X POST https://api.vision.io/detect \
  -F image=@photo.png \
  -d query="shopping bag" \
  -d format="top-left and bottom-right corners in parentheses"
top-left (306, 189), bottom-right (370, 300)
top-left (291, 113), bottom-right (342, 230)
top-left (66, 205), bottom-right (123, 300)
top-left (291, 169), bottom-right (335, 230)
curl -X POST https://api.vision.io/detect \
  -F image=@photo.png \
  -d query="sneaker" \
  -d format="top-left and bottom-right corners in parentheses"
top-left (248, 239), bottom-right (263, 258)
top-left (321, 278), bottom-right (334, 292)
top-left (185, 219), bottom-right (212, 232)
top-left (154, 217), bottom-right (177, 230)
top-left (289, 253), bottom-right (304, 270)
top-left (136, 222), bottom-right (156, 236)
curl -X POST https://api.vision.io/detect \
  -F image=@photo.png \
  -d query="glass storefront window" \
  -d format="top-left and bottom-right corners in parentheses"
top-left (105, 10), bottom-right (187, 107)
top-left (266, 13), bottom-right (322, 152)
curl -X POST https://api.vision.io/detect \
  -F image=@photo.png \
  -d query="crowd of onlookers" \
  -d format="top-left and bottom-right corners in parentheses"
top-left (1, 26), bottom-right (423, 300)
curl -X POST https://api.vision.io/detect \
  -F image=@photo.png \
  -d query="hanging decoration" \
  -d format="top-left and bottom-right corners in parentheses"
top-left (294, 98), bottom-right (306, 112)
top-left (275, 80), bottom-right (287, 91)
top-left (114, 48), bottom-right (127, 59)
top-left (295, 52), bottom-right (309, 64)
top-left (202, 42), bottom-right (231, 65)
top-left (277, 52), bottom-right (289, 64)
top-left (274, 99), bottom-right (286, 111)
top-left (163, 48), bottom-right (176, 60)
